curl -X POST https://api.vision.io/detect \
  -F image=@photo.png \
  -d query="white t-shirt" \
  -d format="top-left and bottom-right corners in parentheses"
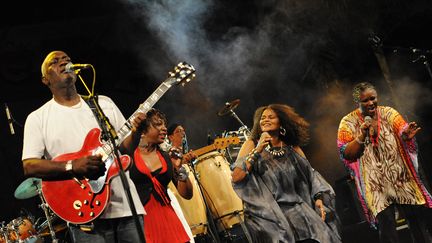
top-left (22, 96), bottom-right (145, 218)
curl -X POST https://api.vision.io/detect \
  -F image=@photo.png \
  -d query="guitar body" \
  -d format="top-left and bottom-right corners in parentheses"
top-left (41, 128), bottom-right (131, 224)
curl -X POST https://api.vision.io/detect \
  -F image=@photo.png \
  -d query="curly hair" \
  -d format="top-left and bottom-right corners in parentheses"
top-left (250, 104), bottom-right (310, 146)
top-left (352, 82), bottom-right (376, 103)
top-left (140, 108), bottom-right (167, 133)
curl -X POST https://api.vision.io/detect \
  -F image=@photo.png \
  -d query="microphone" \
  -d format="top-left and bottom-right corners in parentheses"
top-left (182, 134), bottom-right (189, 154)
top-left (5, 103), bottom-right (15, 135)
top-left (65, 62), bottom-right (91, 73)
top-left (364, 116), bottom-right (372, 145)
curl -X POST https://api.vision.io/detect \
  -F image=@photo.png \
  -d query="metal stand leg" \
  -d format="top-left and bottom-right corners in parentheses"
top-left (37, 190), bottom-right (58, 243)
top-left (189, 163), bottom-right (221, 243)
top-left (234, 211), bottom-right (252, 243)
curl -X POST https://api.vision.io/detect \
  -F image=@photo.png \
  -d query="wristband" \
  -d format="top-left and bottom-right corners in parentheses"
top-left (65, 160), bottom-right (73, 173)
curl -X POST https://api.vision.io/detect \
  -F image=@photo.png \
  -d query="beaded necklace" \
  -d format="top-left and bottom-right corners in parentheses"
top-left (265, 141), bottom-right (285, 157)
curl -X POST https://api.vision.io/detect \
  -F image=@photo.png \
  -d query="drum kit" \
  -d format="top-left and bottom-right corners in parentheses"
top-left (168, 99), bottom-right (253, 243)
top-left (1, 178), bottom-right (66, 243)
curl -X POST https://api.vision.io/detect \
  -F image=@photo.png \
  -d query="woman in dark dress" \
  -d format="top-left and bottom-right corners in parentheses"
top-left (231, 104), bottom-right (341, 243)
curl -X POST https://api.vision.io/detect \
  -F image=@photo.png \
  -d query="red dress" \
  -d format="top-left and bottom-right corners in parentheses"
top-left (134, 149), bottom-right (190, 243)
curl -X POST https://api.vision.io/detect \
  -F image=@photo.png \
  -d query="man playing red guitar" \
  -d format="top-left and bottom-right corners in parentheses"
top-left (22, 50), bottom-right (146, 242)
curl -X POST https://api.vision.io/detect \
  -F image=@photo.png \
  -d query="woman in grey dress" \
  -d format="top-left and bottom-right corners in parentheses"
top-left (231, 104), bottom-right (341, 243)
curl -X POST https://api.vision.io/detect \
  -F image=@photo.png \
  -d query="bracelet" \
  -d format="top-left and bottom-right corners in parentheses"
top-left (355, 136), bottom-right (365, 145)
top-left (314, 192), bottom-right (323, 201)
top-left (175, 166), bottom-right (189, 182)
top-left (246, 151), bottom-right (260, 164)
top-left (241, 161), bottom-right (249, 174)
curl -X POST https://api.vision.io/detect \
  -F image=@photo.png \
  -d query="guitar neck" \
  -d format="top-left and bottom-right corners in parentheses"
top-left (191, 144), bottom-right (218, 158)
top-left (115, 78), bottom-right (175, 146)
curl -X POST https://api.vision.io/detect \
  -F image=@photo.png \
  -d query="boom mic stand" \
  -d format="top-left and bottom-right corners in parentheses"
top-left (77, 67), bottom-right (145, 243)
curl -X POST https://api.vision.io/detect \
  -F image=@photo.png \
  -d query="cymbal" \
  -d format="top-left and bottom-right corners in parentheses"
top-left (14, 177), bottom-right (41, 199)
top-left (217, 99), bottom-right (240, 116)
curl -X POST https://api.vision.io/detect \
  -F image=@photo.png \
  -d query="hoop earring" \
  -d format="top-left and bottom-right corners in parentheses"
top-left (279, 126), bottom-right (286, 136)
top-left (139, 137), bottom-right (149, 148)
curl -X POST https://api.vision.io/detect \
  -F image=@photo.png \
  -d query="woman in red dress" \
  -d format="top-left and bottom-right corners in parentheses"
top-left (129, 109), bottom-right (194, 243)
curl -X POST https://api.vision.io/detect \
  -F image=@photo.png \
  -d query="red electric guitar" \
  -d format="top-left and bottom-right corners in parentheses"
top-left (41, 62), bottom-right (196, 224)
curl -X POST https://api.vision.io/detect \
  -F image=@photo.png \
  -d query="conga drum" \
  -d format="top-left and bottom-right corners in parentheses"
top-left (194, 151), bottom-right (244, 231)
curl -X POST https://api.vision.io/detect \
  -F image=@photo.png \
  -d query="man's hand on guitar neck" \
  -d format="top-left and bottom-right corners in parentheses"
top-left (71, 155), bottom-right (106, 180)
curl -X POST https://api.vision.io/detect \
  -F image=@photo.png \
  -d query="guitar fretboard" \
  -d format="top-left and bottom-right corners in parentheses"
top-left (100, 77), bottom-right (176, 155)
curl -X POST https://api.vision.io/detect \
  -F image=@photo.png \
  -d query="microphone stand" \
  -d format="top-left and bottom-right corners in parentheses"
top-left (87, 95), bottom-right (145, 243)
top-left (410, 48), bottom-right (432, 84)
top-left (77, 69), bottom-right (145, 243)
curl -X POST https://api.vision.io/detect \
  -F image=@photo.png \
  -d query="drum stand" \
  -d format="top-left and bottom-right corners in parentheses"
top-left (37, 188), bottom-right (58, 243)
top-left (216, 100), bottom-right (253, 243)
top-left (189, 162), bottom-right (253, 243)
top-left (226, 109), bottom-right (250, 140)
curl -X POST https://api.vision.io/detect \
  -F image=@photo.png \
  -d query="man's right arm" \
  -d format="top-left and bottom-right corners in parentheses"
top-left (23, 155), bottom-right (105, 180)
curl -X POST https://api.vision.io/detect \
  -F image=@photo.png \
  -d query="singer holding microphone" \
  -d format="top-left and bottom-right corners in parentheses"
top-left (337, 82), bottom-right (432, 243)
top-left (231, 104), bottom-right (341, 243)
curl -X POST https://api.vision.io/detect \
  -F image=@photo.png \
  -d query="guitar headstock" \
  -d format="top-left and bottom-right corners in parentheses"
top-left (167, 62), bottom-right (196, 86)
top-left (213, 136), bottom-right (240, 150)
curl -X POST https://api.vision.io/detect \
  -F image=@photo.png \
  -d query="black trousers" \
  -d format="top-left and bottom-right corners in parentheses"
top-left (376, 204), bottom-right (432, 243)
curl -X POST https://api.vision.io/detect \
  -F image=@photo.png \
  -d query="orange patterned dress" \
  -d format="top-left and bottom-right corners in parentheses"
top-left (337, 106), bottom-right (432, 224)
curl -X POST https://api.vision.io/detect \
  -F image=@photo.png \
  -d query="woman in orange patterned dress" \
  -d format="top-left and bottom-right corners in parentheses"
top-left (337, 82), bottom-right (432, 243)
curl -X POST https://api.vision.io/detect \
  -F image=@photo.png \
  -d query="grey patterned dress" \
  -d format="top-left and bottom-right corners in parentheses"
top-left (232, 146), bottom-right (341, 243)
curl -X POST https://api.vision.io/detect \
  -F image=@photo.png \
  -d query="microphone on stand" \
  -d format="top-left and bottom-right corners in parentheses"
top-left (65, 62), bottom-right (91, 73)
top-left (364, 116), bottom-right (372, 145)
top-left (5, 103), bottom-right (15, 135)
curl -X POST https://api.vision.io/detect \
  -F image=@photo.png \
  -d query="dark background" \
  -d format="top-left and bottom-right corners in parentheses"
top-left (1, 0), bottom-right (432, 241)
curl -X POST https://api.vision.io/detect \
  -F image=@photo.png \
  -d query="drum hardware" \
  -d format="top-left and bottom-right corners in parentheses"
top-left (234, 211), bottom-right (252, 243)
top-left (14, 178), bottom-right (41, 200)
top-left (217, 99), bottom-right (251, 139)
top-left (37, 188), bottom-right (59, 243)
top-left (4, 216), bottom-right (40, 243)
top-left (0, 221), bottom-right (11, 243)
top-left (217, 99), bottom-right (250, 164)
top-left (14, 177), bottom-right (59, 243)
